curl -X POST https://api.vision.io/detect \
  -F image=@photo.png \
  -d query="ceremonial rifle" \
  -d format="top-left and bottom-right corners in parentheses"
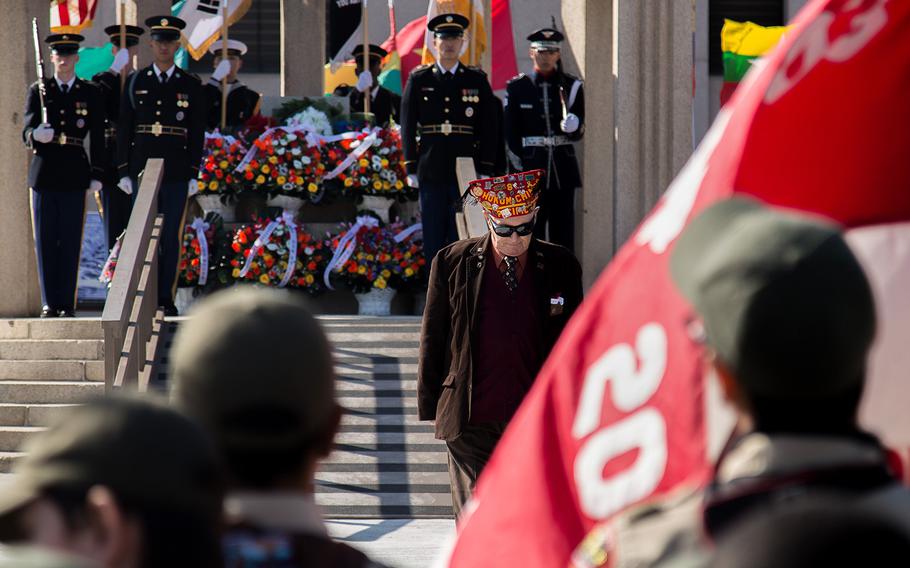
top-left (32, 18), bottom-right (48, 123)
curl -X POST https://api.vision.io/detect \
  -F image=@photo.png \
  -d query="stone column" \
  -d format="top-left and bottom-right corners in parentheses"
top-left (0, 1), bottom-right (45, 316)
top-left (137, 0), bottom-right (173, 69)
top-left (281, 0), bottom-right (325, 97)
top-left (563, 0), bottom-right (693, 289)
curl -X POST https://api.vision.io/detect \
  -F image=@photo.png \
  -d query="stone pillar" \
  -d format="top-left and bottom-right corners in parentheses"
top-left (281, 0), bottom-right (325, 97)
top-left (137, 0), bottom-right (173, 69)
top-left (564, 0), bottom-right (693, 289)
top-left (0, 1), bottom-right (45, 316)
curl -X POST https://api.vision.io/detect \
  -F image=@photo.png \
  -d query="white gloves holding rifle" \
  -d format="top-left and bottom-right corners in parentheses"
top-left (406, 174), bottom-right (419, 189)
top-left (32, 124), bottom-right (54, 144)
top-left (212, 59), bottom-right (231, 82)
top-left (560, 113), bottom-right (580, 134)
top-left (109, 49), bottom-right (130, 74)
top-left (188, 179), bottom-right (199, 197)
top-left (117, 177), bottom-right (134, 196)
top-left (356, 71), bottom-right (374, 93)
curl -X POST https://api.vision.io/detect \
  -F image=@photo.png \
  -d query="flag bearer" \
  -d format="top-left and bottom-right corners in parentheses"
top-left (204, 39), bottom-right (261, 131)
top-left (333, 44), bottom-right (401, 127)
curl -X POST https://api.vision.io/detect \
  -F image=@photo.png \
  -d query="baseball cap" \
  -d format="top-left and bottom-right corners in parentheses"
top-left (670, 197), bottom-right (876, 398)
top-left (170, 288), bottom-right (336, 452)
top-left (0, 396), bottom-right (222, 519)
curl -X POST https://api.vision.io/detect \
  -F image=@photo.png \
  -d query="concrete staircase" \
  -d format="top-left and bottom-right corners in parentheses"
top-left (0, 315), bottom-right (453, 518)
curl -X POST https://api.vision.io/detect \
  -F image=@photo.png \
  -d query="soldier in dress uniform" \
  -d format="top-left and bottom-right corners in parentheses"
top-left (504, 27), bottom-right (585, 252)
top-left (117, 16), bottom-right (205, 316)
top-left (332, 44), bottom-right (401, 126)
top-left (401, 13), bottom-right (498, 264)
top-left (204, 39), bottom-right (262, 131)
top-left (23, 34), bottom-right (105, 318)
top-left (92, 24), bottom-right (145, 251)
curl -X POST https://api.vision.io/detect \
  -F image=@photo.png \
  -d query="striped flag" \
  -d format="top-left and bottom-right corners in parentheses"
top-left (49, 0), bottom-right (99, 34)
top-left (174, 0), bottom-right (253, 61)
top-left (720, 19), bottom-right (790, 105)
top-left (421, 0), bottom-right (485, 66)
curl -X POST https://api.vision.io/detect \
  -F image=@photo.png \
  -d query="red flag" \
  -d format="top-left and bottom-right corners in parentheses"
top-left (381, 15), bottom-right (426, 90)
top-left (444, 1), bottom-right (910, 566)
top-left (490, 0), bottom-right (518, 90)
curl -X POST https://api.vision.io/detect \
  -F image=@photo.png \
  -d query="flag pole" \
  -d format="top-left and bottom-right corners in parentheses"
top-left (119, 0), bottom-right (127, 90)
top-left (362, 0), bottom-right (371, 115)
top-left (467, 0), bottom-right (473, 64)
top-left (220, 0), bottom-right (229, 130)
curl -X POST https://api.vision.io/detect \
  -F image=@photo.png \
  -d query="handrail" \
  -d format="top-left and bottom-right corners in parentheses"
top-left (101, 159), bottom-right (165, 392)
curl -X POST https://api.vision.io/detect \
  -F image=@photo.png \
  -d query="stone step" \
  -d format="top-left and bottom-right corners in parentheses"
top-left (320, 504), bottom-right (452, 519)
top-left (0, 319), bottom-right (104, 340)
top-left (326, 332), bottom-right (420, 343)
top-left (0, 360), bottom-right (104, 382)
top-left (340, 413), bottom-right (428, 427)
top-left (0, 404), bottom-right (77, 427)
top-left (336, 383), bottom-right (417, 395)
top-left (0, 382), bottom-right (103, 404)
top-left (330, 347), bottom-right (419, 358)
top-left (333, 355), bottom-right (419, 365)
top-left (337, 422), bottom-right (434, 434)
top-left (0, 340), bottom-right (103, 361)
top-left (0, 452), bottom-right (25, 473)
top-left (316, 491), bottom-right (451, 508)
top-left (334, 362), bottom-right (418, 374)
top-left (0, 427), bottom-right (43, 451)
top-left (333, 432), bottom-right (439, 445)
top-left (315, 471), bottom-right (451, 487)
top-left (323, 450), bottom-right (448, 465)
top-left (339, 397), bottom-right (417, 409)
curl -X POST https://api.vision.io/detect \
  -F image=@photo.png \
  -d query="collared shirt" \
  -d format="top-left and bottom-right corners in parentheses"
top-left (490, 244), bottom-right (529, 281)
top-left (152, 63), bottom-right (177, 81)
top-left (436, 61), bottom-right (461, 76)
top-left (224, 491), bottom-right (328, 537)
top-left (54, 75), bottom-right (75, 91)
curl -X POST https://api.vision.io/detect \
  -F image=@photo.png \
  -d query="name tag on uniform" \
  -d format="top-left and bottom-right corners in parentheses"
top-left (520, 104), bottom-right (533, 109)
top-left (421, 87), bottom-right (435, 92)
top-left (550, 294), bottom-right (565, 316)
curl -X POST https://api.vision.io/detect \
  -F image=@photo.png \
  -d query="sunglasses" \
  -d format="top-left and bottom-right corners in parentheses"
top-left (489, 219), bottom-right (535, 237)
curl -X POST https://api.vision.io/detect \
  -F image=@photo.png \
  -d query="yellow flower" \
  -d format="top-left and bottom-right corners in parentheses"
top-left (256, 175), bottom-right (266, 184)
top-left (372, 181), bottom-right (382, 190)
top-left (366, 254), bottom-right (374, 261)
top-left (381, 269), bottom-right (391, 278)
top-left (208, 181), bottom-right (219, 191)
top-left (395, 181), bottom-right (404, 189)
top-left (279, 261), bottom-right (288, 270)
top-left (296, 261), bottom-right (303, 270)
top-left (276, 176), bottom-right (287, 185)
top-left (262, 165), bottom-right (271, 174)
top-left (231, 268), bottom-right (240, 278)
top-left (358, 159), bottom-right (369, 168)
top-left (197, 180), bottom-right (206, 191)
top-left (383, 181), bottom-right (391, 190)
top-left (296, 177), bottom-right (304, 185)
top-left (263, 253), bottom-right (273, 263)
top-left (259, 274), bottom-right (270, 284)
top-left (405, 268), bottom-right (414, 277)
top-left (219, 160), bottom-right (229, 169)
top-left (381, 159), bottom-right (389, 168)
top-left (308, 183), bottom-right (318, 193)
top-left (305, 274), bottom-right (314, 284)
top-left (268, 156), bottom-right (278, 165)
top-left (344, 178), bottom-right (354, 187)
top-left (357, 265), bottom-right (366, 275)
top-left (375, 277), bottom-right (387, 289)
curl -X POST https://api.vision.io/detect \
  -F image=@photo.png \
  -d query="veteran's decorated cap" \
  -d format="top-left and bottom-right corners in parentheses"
top-left (528, 27), bottom-right (564, 51)
top-left (170, 288), bottom-right (336, 453)
top-left (352, 44), bottom-right (389, 62)
top-left (103, 24), bottom-right (145, 48)
top-left (428, 13), bottom-right (470, 37)
top-left (45, 34), bottom-right (83, 55)
top-left (670, 197), bottom-right (876, 399)
top-left (209, 38), bottom-right (249, 57)
top-left (145, 15), bottom-right (186, 41)
top-left (0, 396), bottom-right (223, 520)
top-left (467, 169), bottom-right (544, 220)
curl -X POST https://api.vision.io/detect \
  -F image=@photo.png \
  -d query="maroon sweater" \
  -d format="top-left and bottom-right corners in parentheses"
top-left (470, 252), bottom-right (542, 424)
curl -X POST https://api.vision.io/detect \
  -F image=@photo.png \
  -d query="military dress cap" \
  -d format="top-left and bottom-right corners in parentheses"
top-left (467, 169), bottom-right (544, 220)
top-left (428, 13), bottom-right (470, 37)
top-left (45, 33), bottom-right (83, 55)
top-left (170, 288), bottom-right (336, 453)
top-left (527, 27), bottom-right (564, 51)
top-left (103, 24), bottom-right (145, 47)
top-left (0, 395), bottom-right (223, 519)
top-left (144, 15), bottom-right (186, 41)
top-left (670, 197), bottom-right (876, 399)
top-left (209, 38), bottom-right (249, 57)
top-left (352, 43), bottom-right (389, 62)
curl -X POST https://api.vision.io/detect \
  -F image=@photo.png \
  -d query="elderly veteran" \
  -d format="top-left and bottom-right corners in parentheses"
top-left (418, 169), bottom-right (583, 516)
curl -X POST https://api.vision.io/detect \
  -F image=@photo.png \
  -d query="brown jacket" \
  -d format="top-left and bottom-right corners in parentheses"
top-left (418, 234), bottom-right (583, 440)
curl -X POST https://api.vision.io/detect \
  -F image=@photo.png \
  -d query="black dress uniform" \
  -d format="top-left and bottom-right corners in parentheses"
top-left (505, 28), bottom-right (585, 252)
top-left (23, 34), bottom-right (105, 317)
top-left (203, 39), bottom-right (261, 131)
top-left (333, 44), bottom-right (401, 126)
top-left (92, 24), bottom-right (145, 251)
top-left (401, 14), bottom-right (497, 264)
top-left (117, 16), bottom-right (205, 314)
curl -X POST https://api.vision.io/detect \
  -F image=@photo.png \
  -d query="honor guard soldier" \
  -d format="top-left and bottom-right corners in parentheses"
top-left (23, 34), bottom-right (105, 318)
top-left (332, 44), bottom-right (401, 126)
top-left (401, 13), bottom-right (498, 264)
top-left (93, 24), bottom-right (145, 251)
top-left (204, 39), bottom-right (262, 131)
top-left (504, 26), bottom-right (585, 252)
top-left (117, 16), bottom-right (205, 316)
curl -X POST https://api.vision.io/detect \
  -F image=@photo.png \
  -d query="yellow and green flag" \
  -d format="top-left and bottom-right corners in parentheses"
top-left (720, 19), bottom-right (790, 105)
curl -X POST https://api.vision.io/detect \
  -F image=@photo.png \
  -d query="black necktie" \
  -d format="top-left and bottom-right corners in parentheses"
top-left (60, 84), bottom-right (69, 95)
top-left (159, 72), bottom-right (168, 84)
top-left (503, 256), bottom-right (519, 293)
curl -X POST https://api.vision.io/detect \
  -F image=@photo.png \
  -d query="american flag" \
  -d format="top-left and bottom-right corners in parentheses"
top-left (49, 0), bottom-right (99, 34)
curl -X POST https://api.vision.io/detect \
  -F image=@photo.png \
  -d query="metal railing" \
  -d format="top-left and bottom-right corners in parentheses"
top-left (101, 159), bottom-right (166, 392)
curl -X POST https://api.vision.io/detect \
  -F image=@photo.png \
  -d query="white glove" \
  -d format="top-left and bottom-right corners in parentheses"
top-left (211, 59), bottom-right (231, 82)
top-left (117, 177), bottom-right (134, 196)
top-left (89, 180), bottom-right (103, 192)
top-left (32, 124), bottom-right (54, 144)
top-left (187, 179), bottom-right (199, 197)
top-left (109, 48), bottom-right (130, 73)
top-left (356, 71), bottom-right (374, 93)
top-left (560, 113), bottom-right (580, 134)
top-left (406, 174), bottom-right (419, 189)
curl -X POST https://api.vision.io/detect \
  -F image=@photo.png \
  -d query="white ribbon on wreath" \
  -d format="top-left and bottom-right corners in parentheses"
top-left (323, 127), bottom-right (383, 181)
top-left (393, 222), bottom-right (423, 243)
top-left (234, 126), bottom-right (371, 174)
top-left (238, 212), bottom-right (299, 288)
top-left (189, 218), bottom-right (211, 286)
top-left (323, 215), bottom-right (380, 290)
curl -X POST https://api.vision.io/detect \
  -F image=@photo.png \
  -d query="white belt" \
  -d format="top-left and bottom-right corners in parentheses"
top-left (522, 135), bottom-right (571, 147)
